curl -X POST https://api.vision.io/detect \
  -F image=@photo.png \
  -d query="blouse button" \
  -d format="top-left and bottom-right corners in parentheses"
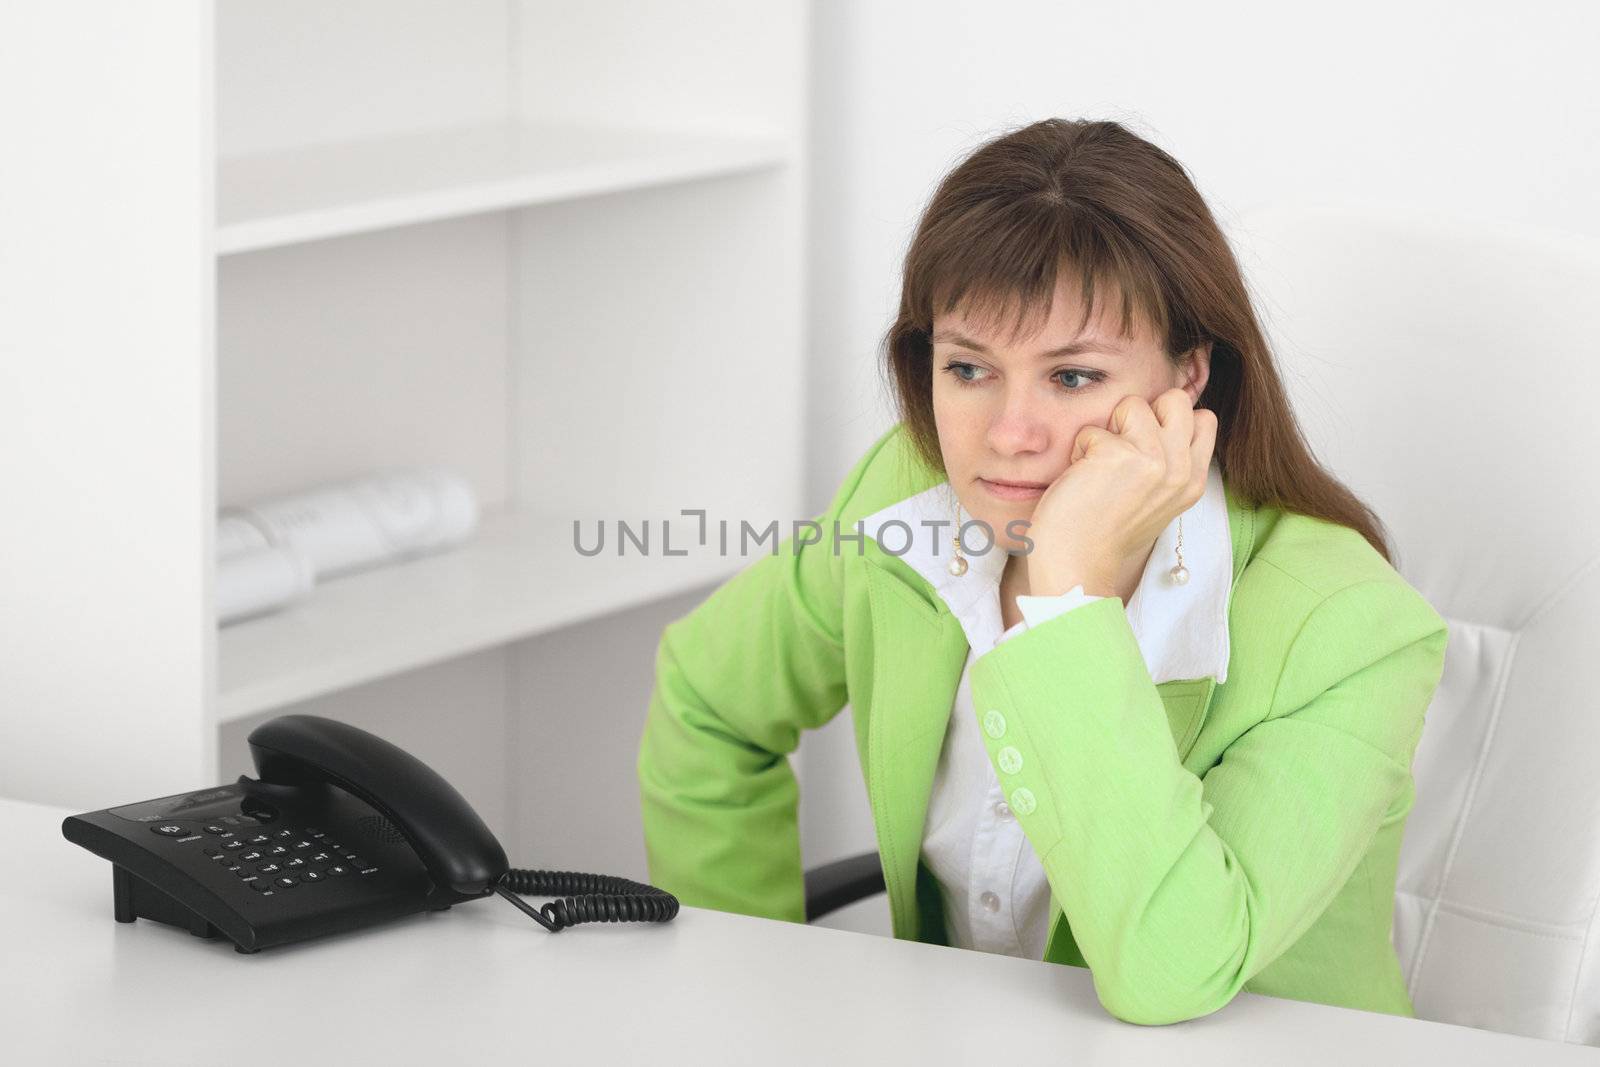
top-left (980, 891), bottom-right (1001, 912)
top-left (994, 800), bottom-right (1012, 819)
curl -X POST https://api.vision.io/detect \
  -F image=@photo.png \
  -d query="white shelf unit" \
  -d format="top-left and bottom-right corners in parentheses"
top-left (215, 120), bottom-right (792, 255)
top-left (217, 506), bottom-right (747, 722)
top-left (4, 0), bottom-right (810, 811)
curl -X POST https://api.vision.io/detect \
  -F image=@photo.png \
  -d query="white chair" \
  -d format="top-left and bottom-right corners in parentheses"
top-left (1230, 199), bottom-right (1600, 1046)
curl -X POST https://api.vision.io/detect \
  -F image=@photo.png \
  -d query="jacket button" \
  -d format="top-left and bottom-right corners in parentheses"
top-left (997, 746), bottom-right (1023, 774)
top-left (982, 709), bottom-right (1007, 739)
top-left (1010, 788), bottom-right (1037, 816)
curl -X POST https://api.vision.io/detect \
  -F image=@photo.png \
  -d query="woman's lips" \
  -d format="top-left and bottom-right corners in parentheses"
top-left (979, 477), bottom-right (1047, 500)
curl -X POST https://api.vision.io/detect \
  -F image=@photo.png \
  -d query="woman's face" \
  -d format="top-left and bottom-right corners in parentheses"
top-left (931, 275), bottom-right (1211, 554)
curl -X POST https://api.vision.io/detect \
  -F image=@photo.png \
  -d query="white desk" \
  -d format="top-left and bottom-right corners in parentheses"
top-left (4, 797), bottom-right (1593, 1065)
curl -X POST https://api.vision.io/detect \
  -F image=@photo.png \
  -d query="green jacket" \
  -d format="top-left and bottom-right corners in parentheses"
top-left (637, 422), bottom-right (1449, 1026)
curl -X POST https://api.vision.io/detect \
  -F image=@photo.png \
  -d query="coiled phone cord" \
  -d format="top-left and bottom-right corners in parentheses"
top-left (494, 868), bottom-right (680, 932)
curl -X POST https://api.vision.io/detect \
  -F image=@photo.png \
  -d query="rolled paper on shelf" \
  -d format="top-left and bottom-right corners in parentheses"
top-left (217, 509), bottom-right (275, 559)
top-left (217, 542), bottom-right (316, 625)
top-left (215, 467), bottom-right (480, 581)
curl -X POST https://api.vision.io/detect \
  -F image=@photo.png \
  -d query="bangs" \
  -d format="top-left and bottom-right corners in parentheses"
top-left (921, 204), bottom-right (1170, 350)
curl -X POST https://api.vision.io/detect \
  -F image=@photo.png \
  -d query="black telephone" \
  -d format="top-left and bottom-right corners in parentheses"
top-left (61, 713), bottom-right (678, 953)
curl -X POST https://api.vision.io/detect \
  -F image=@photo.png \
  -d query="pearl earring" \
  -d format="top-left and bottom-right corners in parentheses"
top-left (1168, 515), bottom-right (1189, 585)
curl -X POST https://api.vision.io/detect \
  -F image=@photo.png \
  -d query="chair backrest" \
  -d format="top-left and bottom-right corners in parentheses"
top-left (1229, 199), bottom-right (1600, 1046)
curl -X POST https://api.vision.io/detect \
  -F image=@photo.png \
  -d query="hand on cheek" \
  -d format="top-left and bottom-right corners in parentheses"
top-left (1024, 387), bottom-right (1216, 598)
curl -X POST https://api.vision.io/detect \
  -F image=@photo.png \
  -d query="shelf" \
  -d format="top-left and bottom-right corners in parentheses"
top-left (216, 505), bottom-right (746, 722)
top-left (215, 119), bottom-right (791, 255)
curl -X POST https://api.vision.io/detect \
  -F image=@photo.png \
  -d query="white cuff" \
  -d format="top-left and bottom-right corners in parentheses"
top-left (1015, 584), bottom-right (1103, 629)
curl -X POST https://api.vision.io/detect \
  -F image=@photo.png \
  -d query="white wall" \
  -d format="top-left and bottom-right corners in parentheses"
top-left (795, 0), bottom-right (1600, 935)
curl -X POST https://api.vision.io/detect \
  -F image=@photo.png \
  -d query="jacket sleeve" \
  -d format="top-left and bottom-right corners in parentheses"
top-left (968, 577), bottom-right (1449, 1025)
top-left (1014, 583), bottom-right (1102, 628)
top-left (635, 426), bottom-right (897, 923)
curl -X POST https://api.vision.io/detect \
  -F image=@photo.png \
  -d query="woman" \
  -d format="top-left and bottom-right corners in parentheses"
top-left (636, 118), bottom-right (1449, 1026)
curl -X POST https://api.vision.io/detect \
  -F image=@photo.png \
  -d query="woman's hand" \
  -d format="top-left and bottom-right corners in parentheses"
top-left (1023, 388), bottom-right (1218, 600)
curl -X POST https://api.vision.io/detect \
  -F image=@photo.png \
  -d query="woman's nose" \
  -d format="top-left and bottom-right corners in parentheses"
top-left (985, 387), bottom-right (1050, 454)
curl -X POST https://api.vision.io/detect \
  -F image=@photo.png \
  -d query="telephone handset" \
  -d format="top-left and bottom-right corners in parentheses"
top-left (62, 713), bottom-right (679, 953)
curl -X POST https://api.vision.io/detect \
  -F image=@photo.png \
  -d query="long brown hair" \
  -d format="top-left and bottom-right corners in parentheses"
top-left (881, 117), bottom-right (1393, 564)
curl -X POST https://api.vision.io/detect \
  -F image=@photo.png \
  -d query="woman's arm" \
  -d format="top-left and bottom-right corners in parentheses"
top-left (969, 576), bottom-right (1449, 1025)
top-left (635, 426), bottom-right (898, 923)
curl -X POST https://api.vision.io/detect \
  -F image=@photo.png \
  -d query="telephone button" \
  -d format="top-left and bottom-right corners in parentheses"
top-left (249, 881), bottom-right (273, 893)
top-left (239, 850), bottom-right (264, 863)
top-left (301, 870), bottom-right (323, 882)
top-left (285, 858), bottom-right (306, 869)
top-left (202, 824), bottom-right (234, 836)
top-left (304, 827), bottom-right (325, 837)
top-left (258, 863), bottom-right (282, 876)
top-left (291, 839), bottom-right (314, 851)
top-left (326, 865), bottom-right (350, 877)
top-left (273, 876), bottom-right (299, 889)
top-left (267, 845), bottom-right (289, 856)
top-left (150, 824), bottom-right (190, 837)
top-left (310, 852), bottom-right (332, 865)
top-left (236, 868), bottom-right (256, 880)
top-left (248, 834), bottom-right (271, 844)
top-left (343, 856), bottom-right (366, 869)
top-left (223, 838), bottom-right (248, 850)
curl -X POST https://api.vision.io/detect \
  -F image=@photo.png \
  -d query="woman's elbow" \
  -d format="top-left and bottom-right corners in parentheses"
top-left (1093, 970), bottom-right (1236, 1026)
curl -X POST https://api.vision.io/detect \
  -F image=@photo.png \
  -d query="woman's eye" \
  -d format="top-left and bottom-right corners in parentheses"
top-left (1054, 369), bottom-right (1104, 391)
top-left (943, 360), bottom-right (986, 385)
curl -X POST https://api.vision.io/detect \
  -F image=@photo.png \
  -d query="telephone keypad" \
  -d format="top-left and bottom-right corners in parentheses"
top-left (157, 814), bottom-right (383, 899)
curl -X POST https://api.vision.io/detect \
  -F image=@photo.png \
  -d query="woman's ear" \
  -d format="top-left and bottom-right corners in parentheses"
top-left (1179, 341), bottom-right (1213, 403)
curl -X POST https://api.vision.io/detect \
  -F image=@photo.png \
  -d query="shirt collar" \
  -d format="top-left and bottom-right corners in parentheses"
top-left (857, 458), bottom-right (1233, 685)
